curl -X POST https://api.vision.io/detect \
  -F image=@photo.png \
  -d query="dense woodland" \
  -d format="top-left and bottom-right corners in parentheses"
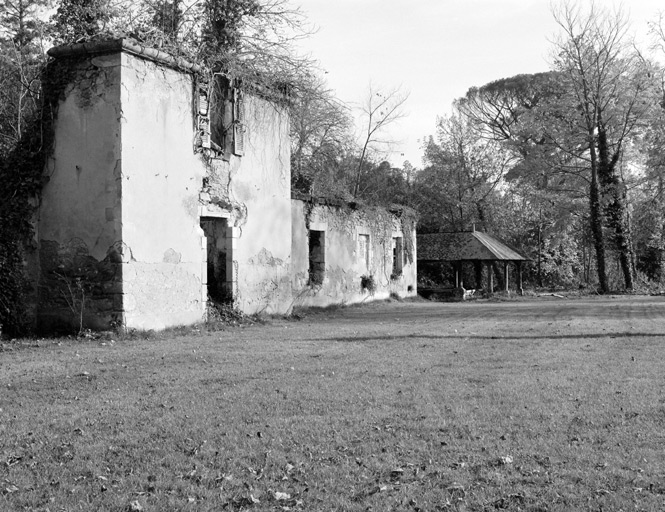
top-left (2, 0), bottom-right (665, 334)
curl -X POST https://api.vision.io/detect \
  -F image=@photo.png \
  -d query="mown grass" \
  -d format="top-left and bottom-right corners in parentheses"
top-left (1, 299), bottom-right (665, 511)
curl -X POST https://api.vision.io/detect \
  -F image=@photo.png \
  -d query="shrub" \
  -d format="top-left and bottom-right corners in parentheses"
top-left (360, 274), bottom-right (376, 294)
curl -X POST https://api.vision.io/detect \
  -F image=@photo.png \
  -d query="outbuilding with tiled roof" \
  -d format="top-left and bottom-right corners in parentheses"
top-left (417, 229), bottom-right (529, 294)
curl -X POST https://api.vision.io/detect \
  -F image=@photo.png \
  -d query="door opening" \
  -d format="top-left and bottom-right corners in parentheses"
top-left (200, 217), bottom-right (232, 304)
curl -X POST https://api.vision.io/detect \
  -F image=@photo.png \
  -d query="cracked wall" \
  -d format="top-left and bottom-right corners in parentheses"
top-left (291, 200), bottom-right (418, 309)
top-left (193, 78), bottom-right (292, 314)
top-left (37, 49), bottom-right (208, 331)
top-left (226, 95), bottom-right (292, 314)
top-left (119, 53), bottom-right (206, 329)
top-left (37, 41), bottom-right (298, 330)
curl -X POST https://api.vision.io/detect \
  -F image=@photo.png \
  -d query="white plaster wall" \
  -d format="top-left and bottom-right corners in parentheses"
top-left (291, 201), bottom-right (418, 309)
top-left (119, 53), bottom-right (206, 329)
top-left (402, 230), bottom-right (418, 297)
top-left (393, 226), bottom-right (418, 299)
top-left (38, 46), bottom-right (414, 330)
top-left (228, 96), bottom-right (293, 314)
top-left (39, 54), bottom-right (122, 259)
top-left (119, 54), bottom-right (292, 324)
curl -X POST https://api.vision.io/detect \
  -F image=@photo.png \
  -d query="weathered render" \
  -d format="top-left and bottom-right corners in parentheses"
top-left (32, 39), bottom-right (415, 333)
top-left (36, 51), bottom-right (126, 331)
top-left (291, 197), bottom-right (417, 308)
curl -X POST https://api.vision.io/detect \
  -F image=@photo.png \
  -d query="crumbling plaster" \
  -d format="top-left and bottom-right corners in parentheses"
top-left (37, 42), bottom-right (295, 331)
top-left (39, 53), bottom-right (122, 260)
top-left (207, 94), bottom-right (292, 314)
top-left (291, 201), bottom-right (418, 309)
top-left (119, 53), bottom-right (207, 329)
top-left (195, 80), bottom-right (292, 314)
top-left (36, 53), bottom-right (124, 331)
top-left (74, 50), bottom-right (291, 326)
top-left (35, 39), bottom-right (414, 332)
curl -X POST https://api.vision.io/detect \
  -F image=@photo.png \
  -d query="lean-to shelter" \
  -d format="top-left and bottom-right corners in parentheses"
top-left (417, 229), bottom-right (529, 294)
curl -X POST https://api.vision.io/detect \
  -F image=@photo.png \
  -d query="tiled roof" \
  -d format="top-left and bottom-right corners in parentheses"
top-left (417, 231), bottom-right (529, 262)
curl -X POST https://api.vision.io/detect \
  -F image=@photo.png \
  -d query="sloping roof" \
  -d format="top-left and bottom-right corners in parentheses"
top-left (417, 231), bottom-right (529, 262)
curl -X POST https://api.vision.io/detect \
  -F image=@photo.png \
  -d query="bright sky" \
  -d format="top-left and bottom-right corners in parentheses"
top-left (295, 0), bottom-right (664, 169)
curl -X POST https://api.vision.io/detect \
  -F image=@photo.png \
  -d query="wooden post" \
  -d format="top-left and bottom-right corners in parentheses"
top-left (454, 262), bottom-right (460, 288)
top-left (487, 261), bottom-right (494, 293)
top-left (504, 261), bottom-right (509, 292)
top-left (474, 261), bottom-right (482, 289)
top-left (517, 261), bottom-right (523, 295)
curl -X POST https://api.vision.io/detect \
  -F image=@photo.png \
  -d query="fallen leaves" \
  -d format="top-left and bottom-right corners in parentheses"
top-left (447, 483), bottom-right (466, 500)
top-left (389, 467), bottom-right (404, 480)
top-left (5, 454), bottom-right (22, 467)
top-left (3, 299), bottom-right (665, 511)
top-left (488, 493), bottom-right (525, 509)
top-left (2, 483), bottom-right (19, 495)
top-left (126, 500), bottom-right (143, 511)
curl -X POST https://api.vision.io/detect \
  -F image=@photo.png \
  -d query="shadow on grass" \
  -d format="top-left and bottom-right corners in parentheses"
top-left (318, 332), bottom-right (665, 343)
top-left (290, 295), bottom-right (426, 319)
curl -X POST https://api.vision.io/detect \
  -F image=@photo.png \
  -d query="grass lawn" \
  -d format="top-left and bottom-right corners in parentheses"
top-left (2, 296), bottom-right (665, 511)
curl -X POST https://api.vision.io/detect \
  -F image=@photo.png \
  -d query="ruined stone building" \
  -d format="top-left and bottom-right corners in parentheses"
top-left (32, 39), bottom-right (417, 332)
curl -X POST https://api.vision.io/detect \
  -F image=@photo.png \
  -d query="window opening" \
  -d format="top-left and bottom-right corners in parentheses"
top-left (392, 237), bottom-right (403, 279)
top-left (195, 76), bottom-right (245, 158)
top-left (308, 230), bottom-right (325, 285)
top-left (209, 75), bottom-right (231, 154)
top-left (358, 234), bottom-right (370, 271)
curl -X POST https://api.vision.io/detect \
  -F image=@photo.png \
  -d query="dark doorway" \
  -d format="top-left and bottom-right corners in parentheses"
top-left (200, 217), bottom-right (231, 303)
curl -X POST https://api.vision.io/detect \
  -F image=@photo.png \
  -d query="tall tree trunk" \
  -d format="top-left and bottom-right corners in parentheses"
top-left (625, 206), bottom-right (637, 277)
top-left (537, 209), bottom-right (543, 288)
top-left (597, 125), bottom-right (633, 290)
top-left (607, 193), bottom-right (634, 290)
top-left (655, 174), bottom-right (665, 281)
top-left (589, 145), bottom-right (609, 293)
top-left (476, 201), bottom-right (488, 232)
top-left (352, 142), bottom-right (369, 198)
top-left (474, 261), bottom-right (483, 289)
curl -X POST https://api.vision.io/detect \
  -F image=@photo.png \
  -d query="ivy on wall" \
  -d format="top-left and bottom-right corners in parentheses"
top-left (391, 205), bottom-right (417, 265)
top-left (296, 192), bottom-right (418, 281)
top-left (0, 58), bottom-right (81, 336)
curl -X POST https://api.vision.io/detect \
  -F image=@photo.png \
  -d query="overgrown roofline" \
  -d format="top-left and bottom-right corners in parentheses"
top-left (48, 38), bottom-right (203, 74)
top-left (291, 190), bottom-right (417, 216)
top-left (48, 38), bottom-right (292, 105)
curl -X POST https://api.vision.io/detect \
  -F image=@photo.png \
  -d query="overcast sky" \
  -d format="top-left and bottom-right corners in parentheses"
top-left (294, 0), bottom-right (664, 168)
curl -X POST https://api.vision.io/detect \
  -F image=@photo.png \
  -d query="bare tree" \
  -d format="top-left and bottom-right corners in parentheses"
top-left (415, 109), bottom-right (511, 233)
top-left (0, 0), bottom-right (51, 157)
top-left (550, 0), bottom-right (654, 291)
top-left (290, 72), bottom-right (354, 196)
top-left (353, 84), bottom-right (409, 198)
top-left (639, 12), bottom-right (665, 281)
